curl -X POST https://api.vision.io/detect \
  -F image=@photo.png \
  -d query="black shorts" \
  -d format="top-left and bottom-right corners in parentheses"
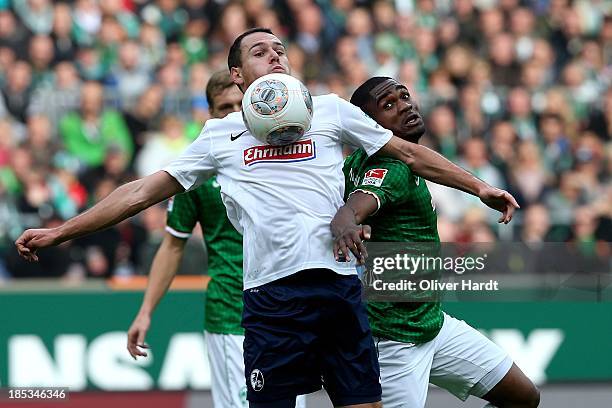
top-left (242, 269), bottom-right (381, 406)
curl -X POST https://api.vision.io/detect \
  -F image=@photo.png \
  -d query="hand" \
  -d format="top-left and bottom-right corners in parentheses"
top-left (333, 224), bottom-right (371, 264)
top-left (478, 186), bottom-right (520, 224)
top-left (15, 228), bottom-right (61, 262)
top-left (127, 313), bottom-right (151, 360)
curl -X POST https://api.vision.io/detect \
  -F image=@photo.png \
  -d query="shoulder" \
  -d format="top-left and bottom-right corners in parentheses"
top-left (202, 111), bottom-right (246, 137)
top-left (192, 112), bottom-right (247, 147)
top-left (312, 93), bottom-right (343, 108)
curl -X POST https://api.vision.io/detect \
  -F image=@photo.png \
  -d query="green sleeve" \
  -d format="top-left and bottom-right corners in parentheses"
top-left (354, 159), bottom-right (413, 209)
top-left (166, 190), bottom-right (200, 238)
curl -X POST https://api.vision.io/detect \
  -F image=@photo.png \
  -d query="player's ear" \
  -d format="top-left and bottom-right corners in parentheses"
top-left (230, 67), bottom-right (245, 89)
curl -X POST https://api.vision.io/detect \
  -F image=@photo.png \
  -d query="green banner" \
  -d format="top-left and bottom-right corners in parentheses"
top-left (0, 289), bottom-right (610, 389)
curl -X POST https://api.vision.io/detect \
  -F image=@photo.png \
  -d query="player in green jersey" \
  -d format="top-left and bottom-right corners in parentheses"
top-left (332, 77), bottom-right (540, 408)
top-left (126, 71), bottom-right (262, 408)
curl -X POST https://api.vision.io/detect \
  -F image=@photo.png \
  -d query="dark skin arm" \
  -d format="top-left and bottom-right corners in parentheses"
top-left (331, 192), bottom-right (378, 263)
top-left (15, 171), bottom-right (184, 261)
top-left (333, 136), bottom-right (520, 262)
top-left (378, 136), bottom-right (519, 224)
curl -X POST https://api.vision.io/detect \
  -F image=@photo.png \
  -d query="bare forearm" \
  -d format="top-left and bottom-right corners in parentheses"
top-left (331, 193), bottom-right (377, 237)
top-left (331, 206), bottom-right (358, 238)
top-left (379, 137), bottom-right (488, 196)
top-left (139, 235), bottom-right (186, 316)
top-left (56, 171), bottom-right (183, 244)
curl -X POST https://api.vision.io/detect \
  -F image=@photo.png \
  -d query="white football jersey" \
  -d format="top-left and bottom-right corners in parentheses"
top-left (164, 94), bottom-right (392, 289)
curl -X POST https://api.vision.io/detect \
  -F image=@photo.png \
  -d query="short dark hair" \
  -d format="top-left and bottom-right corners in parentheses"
top-left (349, 76), bottom-right (393, 115)
top-left (227, 27), bottom-right (274, 70)
top-left (206, 70), bottom-right (235, 111)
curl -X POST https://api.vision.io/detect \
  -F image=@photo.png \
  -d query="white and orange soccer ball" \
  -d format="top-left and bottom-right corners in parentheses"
top-left (242, 73), bottom-right (313, 146)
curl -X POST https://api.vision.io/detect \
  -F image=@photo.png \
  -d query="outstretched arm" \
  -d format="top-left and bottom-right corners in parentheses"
top-left (378, 137), bottom-right (519, 223)
top-left (127, 233), bottom-right (186, 359)
top-left (15, 170), bottom-right (184, 261)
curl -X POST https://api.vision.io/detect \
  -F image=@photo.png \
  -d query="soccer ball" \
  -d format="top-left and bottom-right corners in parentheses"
top-left (242, 73), bottom-right (313, 146)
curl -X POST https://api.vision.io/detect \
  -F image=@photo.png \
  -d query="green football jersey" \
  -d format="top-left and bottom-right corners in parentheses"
top-left (166, 177), bottom-right (244, 335)
top-left (344, 149), bottom-right (443, 344)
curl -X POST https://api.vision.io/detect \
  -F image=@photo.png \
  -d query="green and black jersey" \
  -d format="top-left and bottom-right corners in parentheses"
top-left (166, 177), bottom-right (244, 335)
top-left (344, 149), bottom-right (443, 344)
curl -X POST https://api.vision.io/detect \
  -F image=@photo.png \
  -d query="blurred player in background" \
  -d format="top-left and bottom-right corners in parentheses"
top-left (332, 77), bottom-right (539, 408)
top-left (126, 70), bottom-right (253, 408)
top-left (17, 28), bottom-right (518, 408)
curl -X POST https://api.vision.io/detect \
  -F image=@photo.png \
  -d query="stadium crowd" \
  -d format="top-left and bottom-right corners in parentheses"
top-left (0, 0), bottom-right (609, 279)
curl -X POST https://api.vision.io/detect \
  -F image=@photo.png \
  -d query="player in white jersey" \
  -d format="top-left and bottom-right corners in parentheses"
top-left (126, 70), bottom-right (306, 408)
top-left (16, 28), bottom-right (518, 408)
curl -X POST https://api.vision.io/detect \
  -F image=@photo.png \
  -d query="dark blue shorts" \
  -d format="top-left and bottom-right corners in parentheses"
top-left (242, 269), bottom-right (381, 406)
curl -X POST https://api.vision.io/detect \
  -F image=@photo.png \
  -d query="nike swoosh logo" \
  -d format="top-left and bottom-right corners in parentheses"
top-left (230, 130), bottom-right (247, 141)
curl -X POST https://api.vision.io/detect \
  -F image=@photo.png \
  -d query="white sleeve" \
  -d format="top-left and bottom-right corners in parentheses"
top-left (162, 127), bottom-right (217, 191)
top-left (336, 95), bottom-right (393, 156)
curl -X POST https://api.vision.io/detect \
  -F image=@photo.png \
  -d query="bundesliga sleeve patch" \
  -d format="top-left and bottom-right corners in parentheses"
top-left (361, 169), bottom-right (388, 187)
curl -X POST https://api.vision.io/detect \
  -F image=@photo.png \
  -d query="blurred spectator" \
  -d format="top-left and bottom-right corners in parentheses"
top-left (510, 7), bottom-right (538, 63)
top-left (457, 84), bottom-right (489, 139)
top-left (180, 18), bottom-right (209, 65)
top-left (0, 119), bottom-right (14, 167)
top-left (28, 34), bottom-right (55, 88)
top-left (141, 0), bottom-right (188, 41)
top-left (0, 60), bottom-right (33, 123)
top-left (12, 0), bottom-right (54, 35)
top-left (538, 111), bottom-right (573, 173)
top-left (510, 140), bottom-right (551, 205)
top-left (15, 166), bottom-right (74, 222)
top-left (561, 61), bottom-right (600, 120)
top-left (545, 171), bottom-right (588, 233)
top-left (73, 0), bottom-right (102, 46)
top-left (345, 7), bottom-right (376, 72)
top-left (459, 137), bottom-right (505, 189)
top-left (75, 46), bottom-right (106, 81)
top-left (135, 115), bottom-right (190, 177)
top-left (122, 84), bottom-right (165, 155)
top-left (489, 120), bottom-right (517, 182)
top-left (443, 44), bottom-right (473, 89)
top-left (0, 10), bottom-right (30, 60)
top-left (488, 33), bottom-right (522, 88)
top-left (28, 61), bottom-right (82, 127)
top-left (97, 16), bottom-right (127, 72)
top-left (507, 86), bottom-right (539, 140)
top-left (521, 204), bottom-right (551, 243)
top-left (59, 81), bottom-right (133, 169)
top-left (100, 0), bottom-right (140, 39)
top-left (24, 114), bottom-right (58, 169)
top-left (105, 40), bottom-right (151, 109)
top-left (80, 145), bottom-right (131, 195)
top-left (139, 23), bottom-right (166, 70)
top-left (51, 2), bottom-right (78, 64)
top-left (586, 87), bottom-right (612, 141)
top-left (453, 0), bottom-right (479, 47)
top-left (427, 104), bottom-right (458, 160)
top-left (573, 131), bottom-right (606, 202)
top-left (157, 62), bottom-right (191, 119)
